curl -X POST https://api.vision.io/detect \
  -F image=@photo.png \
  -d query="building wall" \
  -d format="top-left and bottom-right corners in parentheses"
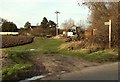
top-left (84, 29), bottom-right (97, 38)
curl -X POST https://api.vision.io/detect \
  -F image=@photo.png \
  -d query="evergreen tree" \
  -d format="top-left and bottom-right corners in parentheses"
top-left (1, 22), bottom-right (18, 32)
top-left (40, 17), bottom-right (49, 29)
top-left (40, 17), bottom-right (56, 36)
top-left (24, 21), bottom-right (31, 29)
top-left (48, 20), bottom-right (56, 28)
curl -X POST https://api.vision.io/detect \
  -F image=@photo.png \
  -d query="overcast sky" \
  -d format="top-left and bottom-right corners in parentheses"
top-left (0, 0), bottom-right (90, 28)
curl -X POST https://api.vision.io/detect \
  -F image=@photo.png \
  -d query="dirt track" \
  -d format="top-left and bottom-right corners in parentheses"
top-left (27, 54), bottom-right (101, 80)
top-left (1, 53), bottom-right (102, 81)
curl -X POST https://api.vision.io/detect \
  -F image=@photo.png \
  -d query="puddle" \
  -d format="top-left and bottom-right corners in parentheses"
top-left (19, 75), bottom-right (46, 82)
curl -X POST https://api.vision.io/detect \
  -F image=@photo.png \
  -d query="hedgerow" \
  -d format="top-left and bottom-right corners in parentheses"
top-left (2, 35), bottom-right (34, 48)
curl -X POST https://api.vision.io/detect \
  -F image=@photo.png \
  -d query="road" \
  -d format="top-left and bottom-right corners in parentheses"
top-left (59, 62), bottom-right (119, 80)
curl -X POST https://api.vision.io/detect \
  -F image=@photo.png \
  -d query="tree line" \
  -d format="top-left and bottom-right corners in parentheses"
top-left (0, 17), bottom-right (56, 36)
top-left (20, 17), bottom-right (57, 36)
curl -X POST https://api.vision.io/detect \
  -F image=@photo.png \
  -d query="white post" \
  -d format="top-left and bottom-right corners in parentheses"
top-left (56, 13), bottom-right (58, 35)
top-left (104, 19), bottom-right (112, 48)
top-left (109, 19), bottom-right (112, 49)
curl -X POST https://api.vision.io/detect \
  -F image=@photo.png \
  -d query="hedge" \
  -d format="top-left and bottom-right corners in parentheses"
top-left (1, 35), bottom-right (34, 48)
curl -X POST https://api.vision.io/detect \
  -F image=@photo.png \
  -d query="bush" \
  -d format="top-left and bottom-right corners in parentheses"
top-left (2, 35), bottom-right (34, 48)
top-left (30, 27), bottom-right (43, 37)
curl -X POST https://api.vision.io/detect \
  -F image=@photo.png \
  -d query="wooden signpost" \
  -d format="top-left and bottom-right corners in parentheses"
top-left (104, 19), bottom-right (112, 48)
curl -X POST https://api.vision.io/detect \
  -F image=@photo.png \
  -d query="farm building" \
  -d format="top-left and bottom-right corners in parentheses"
top-left (84, 28), bottom-right (97, 38)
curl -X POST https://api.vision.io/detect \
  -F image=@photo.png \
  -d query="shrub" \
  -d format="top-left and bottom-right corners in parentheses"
top-left (30, 27), bottom-right (43, 37)
top-left (2, 35), bottom-right (34, 48)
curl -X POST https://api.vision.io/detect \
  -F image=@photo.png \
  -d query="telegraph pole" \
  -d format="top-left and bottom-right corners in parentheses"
top-left (55, 11), bottom-right (60, 36)
top-left (104, 19), bottom-right (112, 48)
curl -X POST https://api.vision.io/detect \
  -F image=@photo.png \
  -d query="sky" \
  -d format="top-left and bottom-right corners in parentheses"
top-left (0, 0), bottom-right (90, 28)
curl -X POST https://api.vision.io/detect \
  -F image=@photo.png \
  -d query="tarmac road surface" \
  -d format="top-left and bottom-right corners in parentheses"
top-left (59, 62), bottom-right (119, 80)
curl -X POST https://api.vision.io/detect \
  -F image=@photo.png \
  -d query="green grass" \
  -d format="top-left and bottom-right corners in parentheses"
top-left (70, 49), bottom-right (118, 62)
top-left (83, 49), bottom-right (118, 62)
top-left (1, 63), bottom-right (32, 80)
top-left (58, 48), bottom-right (118, 62)
top-left (6, 37), bottom-right (64, 55)
top-left (1, 50), bottom-right (33, 80)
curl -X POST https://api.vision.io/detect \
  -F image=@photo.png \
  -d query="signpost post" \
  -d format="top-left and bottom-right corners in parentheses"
top-left (104, 19), bottom-right (112, 48)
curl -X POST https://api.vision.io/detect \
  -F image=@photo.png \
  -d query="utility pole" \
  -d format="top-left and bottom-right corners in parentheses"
top-left (104, 19), bottom-right (112, 48)
top-left (55, 11), bottom-right (60, 36)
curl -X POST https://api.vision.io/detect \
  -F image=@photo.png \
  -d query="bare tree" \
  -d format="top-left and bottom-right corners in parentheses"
top-left (61, 18), bottom-right (75, 31)
top-left (82, 1), bottom-right (119, 48)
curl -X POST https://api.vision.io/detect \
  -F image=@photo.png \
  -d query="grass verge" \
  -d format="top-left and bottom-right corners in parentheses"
top-left (1, 63), bottom-right (32, 81)
top-left (1, 50), bottom-right (33, 81)
top-left (58, 48), bottom-right (118, 62)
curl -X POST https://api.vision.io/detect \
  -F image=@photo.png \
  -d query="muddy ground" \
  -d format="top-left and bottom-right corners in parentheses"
top-left (2, 53), bottom-right (102, 81)
top-left (26, 54), bottom-right (101, 80)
